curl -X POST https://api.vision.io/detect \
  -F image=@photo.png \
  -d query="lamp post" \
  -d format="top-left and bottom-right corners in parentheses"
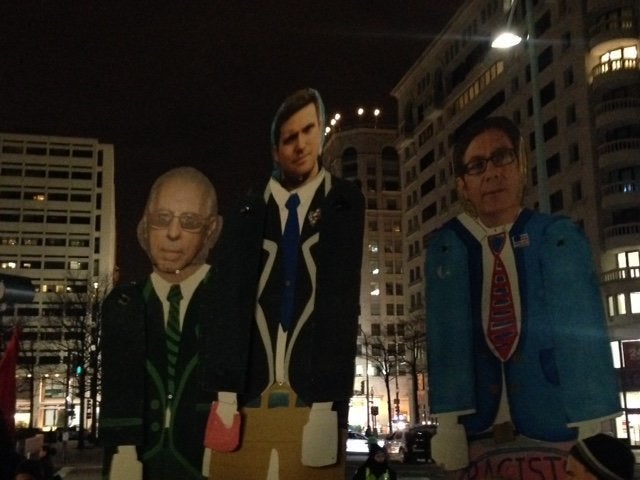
top-left (492, 0), bottom-right (549, 213)
top-left (364, 330), bottom-right (371, 429)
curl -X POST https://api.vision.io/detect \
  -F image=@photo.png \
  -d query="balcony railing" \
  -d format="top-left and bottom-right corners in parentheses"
top-left (604, 222), bottom-right (640, 240)
top-left (594, 97), bottom-right (640, 116)
top-left (589, 17), bottom-right (636, 39)
top-left (602, 180), bottom-right (640, 196)
top-left (592, 57), bottom-right (640, 79)
top-left (597, 138), bottom-right (640, 156)
top-left (602, 267), bottom-right (640, 283)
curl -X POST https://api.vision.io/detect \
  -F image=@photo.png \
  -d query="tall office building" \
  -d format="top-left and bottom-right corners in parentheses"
top-left (0, 132), bottom-right (116, 429)
top-left (392, 0), bottom-right (639, 441)
top-left (324, 119), bottom-right (422, 433)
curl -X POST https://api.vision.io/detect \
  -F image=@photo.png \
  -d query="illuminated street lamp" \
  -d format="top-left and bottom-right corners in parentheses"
top-left (491, 0), bottom-right (521, 49)
top-left (492, 0), bottom-right (549, 213)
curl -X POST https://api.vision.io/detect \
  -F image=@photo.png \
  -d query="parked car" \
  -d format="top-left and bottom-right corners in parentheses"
top-left (346, 431), bottom-right (385, 454)
top-left (384, 425), bottom-right (435, 463)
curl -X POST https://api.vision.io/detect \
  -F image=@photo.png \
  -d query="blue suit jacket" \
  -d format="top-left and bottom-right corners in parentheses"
top-left (425, 209), bottom-right (620, 441)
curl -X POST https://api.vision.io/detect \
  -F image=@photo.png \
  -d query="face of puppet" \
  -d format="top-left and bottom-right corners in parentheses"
top-left (146, 176), bottom-right (216, 282)
top-left (456, 128), bottom-right (524, 227)
top-left (273, 102), bottom-right (321, 189)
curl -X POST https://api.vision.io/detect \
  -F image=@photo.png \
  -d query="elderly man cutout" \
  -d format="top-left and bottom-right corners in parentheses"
top-left (101, 167), bottom-right (223, 480)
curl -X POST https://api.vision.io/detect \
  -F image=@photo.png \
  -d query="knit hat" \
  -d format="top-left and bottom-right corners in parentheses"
top-left (368, 443), bottom-right (386, 457)
top-left (569, 434), bottom-right (635, 480)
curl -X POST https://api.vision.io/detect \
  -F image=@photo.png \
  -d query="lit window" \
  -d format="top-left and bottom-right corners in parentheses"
top-left (617, 293), bottom-right (626, 315)
top-left (370, 261), bottom-right (379, 275)
top-left (370, 283), bottom-right (380, 296)
top-left (368, 242), bottom-right (379, 253)
top-left (631, 292), bottom-right (640, 314)
top-left (608, 295), bottom-right (615, 316)
top-left (618, 252), bottom-right (628, 268)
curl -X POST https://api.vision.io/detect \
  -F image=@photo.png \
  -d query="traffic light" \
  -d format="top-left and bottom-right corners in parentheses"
top-left (73, 356), bottom-right (84, 376)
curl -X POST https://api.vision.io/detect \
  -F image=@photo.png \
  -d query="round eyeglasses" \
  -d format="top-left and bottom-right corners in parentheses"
top-left (462, 148), bottom-right (517, 176)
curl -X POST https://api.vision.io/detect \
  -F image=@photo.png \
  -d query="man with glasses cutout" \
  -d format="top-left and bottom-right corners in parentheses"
top-left (425, 117), bottom-right (619, 478)
top-left (101, 167), bottom-right (222, 479)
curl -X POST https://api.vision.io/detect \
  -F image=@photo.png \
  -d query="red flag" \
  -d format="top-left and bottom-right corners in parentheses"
top-left (0, 327), bottom-right (20, 439)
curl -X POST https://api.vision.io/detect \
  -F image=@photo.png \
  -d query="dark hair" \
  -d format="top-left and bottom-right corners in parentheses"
top-left (569, 434), bottom-right (635, 480)
top-left (270, 88), bottom-right (326, 148)
top-left (452, 116), bottom-right (523, 177)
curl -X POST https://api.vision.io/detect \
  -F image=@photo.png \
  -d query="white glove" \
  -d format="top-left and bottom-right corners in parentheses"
top-left (576, 420), bottom-right (601, 440)
top-left (204, 392), bottom-right (241, 452)
top-left (109, 445), bottom-right (142, 480)
top-left (216, 391), bottom-right (238, 427)
top-left (431, 415), bottom-right (469, 471)
top-left (301, 402), bottom-right (337, 467)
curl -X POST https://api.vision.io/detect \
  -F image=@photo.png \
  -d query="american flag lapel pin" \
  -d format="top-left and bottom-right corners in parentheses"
top-left (511, 233), bottom-right (530, 248)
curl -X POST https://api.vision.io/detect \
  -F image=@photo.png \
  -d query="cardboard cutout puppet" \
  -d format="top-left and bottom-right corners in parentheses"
top-left (101, 167), bottom-right (223, 480)
top-left (424, 117), bottom-right (620, 480)
top-left (204, 88), bottom-right (365, 479)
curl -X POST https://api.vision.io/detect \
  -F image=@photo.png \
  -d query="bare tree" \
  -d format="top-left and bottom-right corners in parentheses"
top-left (359, 329), bottom-right (401, 434)
top-left (397, 316), bottom-right (427, 424)
top-left (45, 273), bottom-right (112, 448)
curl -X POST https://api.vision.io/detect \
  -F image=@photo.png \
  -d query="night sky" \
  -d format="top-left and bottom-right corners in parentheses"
top-left (0, 2), bottom-right (463, 282)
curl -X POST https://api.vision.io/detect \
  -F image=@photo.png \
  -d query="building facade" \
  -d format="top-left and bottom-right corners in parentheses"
top-left (392, 0), bottom-right (639, 443)
top-left (324, 122), bottom-right (424, 434)
top-left (0, 132), bottom-right (116, 431)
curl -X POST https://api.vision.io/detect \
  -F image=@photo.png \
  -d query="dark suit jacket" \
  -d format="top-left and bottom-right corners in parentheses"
top-left (203, 174), bottom-right (364, 413)
top-left (101, 274), bottom-right (215, 479)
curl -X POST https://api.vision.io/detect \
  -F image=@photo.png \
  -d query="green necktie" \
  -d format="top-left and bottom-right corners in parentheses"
top-left (166, 284), bottom-right (183, 398)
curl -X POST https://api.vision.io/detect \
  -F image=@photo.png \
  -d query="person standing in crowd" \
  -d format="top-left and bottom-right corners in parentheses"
top-left (352, 445), bottom-right (397, 480)
top-left (566, 433), bottom-right (635, 480)
top-left (424, 116), bottom-right (620, 477)
top-left (101, 167), bottom-right (223, 479)
top-left (205, 88), bottom-right (365, 480)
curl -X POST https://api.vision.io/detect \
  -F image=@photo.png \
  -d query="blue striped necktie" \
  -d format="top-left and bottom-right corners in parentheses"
top-left (166, 284), bottom-right (182, 398)
top-left (280, 193), bottom-right (300, 331)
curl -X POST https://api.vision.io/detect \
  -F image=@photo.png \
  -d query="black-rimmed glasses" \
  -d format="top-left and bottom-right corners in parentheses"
top-left (462, 148), bottom-right (517, 176)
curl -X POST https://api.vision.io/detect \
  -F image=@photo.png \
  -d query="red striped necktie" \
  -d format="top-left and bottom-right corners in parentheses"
top-left (486, 233), bottom-right (518, 361)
